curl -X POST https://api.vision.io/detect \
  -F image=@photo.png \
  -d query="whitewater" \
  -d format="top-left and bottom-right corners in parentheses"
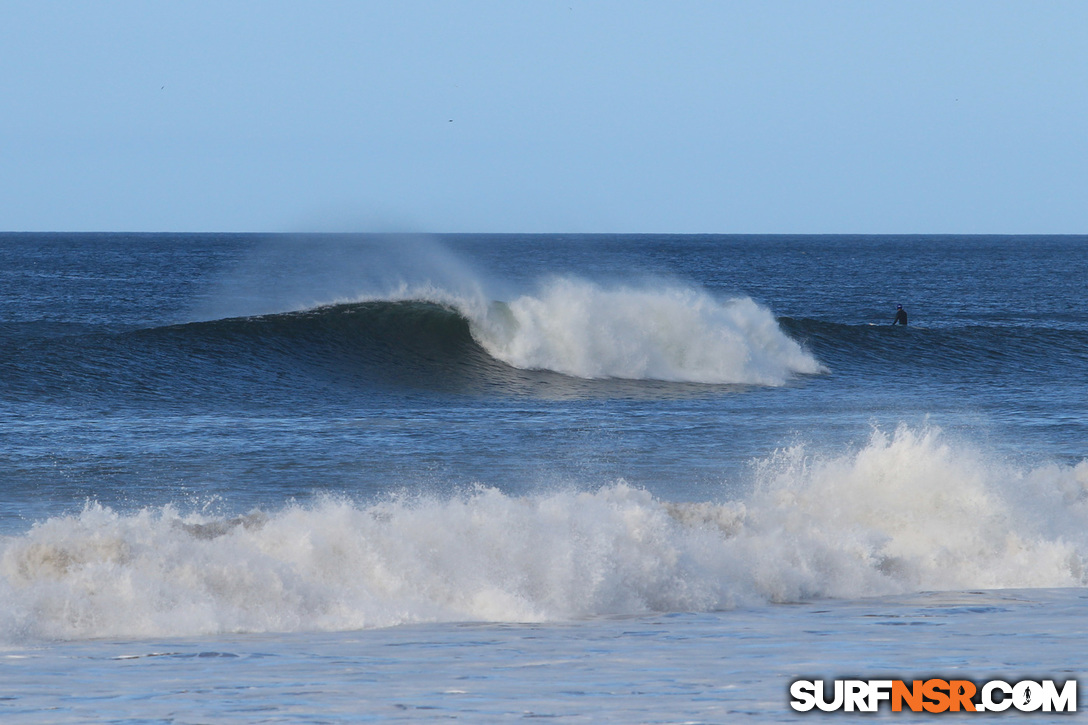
top-left (3, 425), bottom-right (1087, 644)
top-left (2, 420), bottom-right (1088, 640)
top-left (2, 233), bottom-right (1086, 722)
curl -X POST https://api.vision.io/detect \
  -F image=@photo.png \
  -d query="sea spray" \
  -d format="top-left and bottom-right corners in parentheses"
top-left (2, 426), bottom-right (1086, 642)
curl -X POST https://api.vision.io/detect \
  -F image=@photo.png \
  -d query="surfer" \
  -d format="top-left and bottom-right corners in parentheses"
top-left (891, 304), bottom-right (908, 326)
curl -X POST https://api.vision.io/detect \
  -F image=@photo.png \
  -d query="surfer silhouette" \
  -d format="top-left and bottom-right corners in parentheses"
top-left (891, 304), bottom-right (908, 326)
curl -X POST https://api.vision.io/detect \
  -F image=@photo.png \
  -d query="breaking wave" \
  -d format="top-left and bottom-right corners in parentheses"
top-left (327, 276), bottom-right (824, 385)
top-left (2, 426), bottom-right (1086, 641)
top-left (467, 278), bottom-right (824, 384)
top-left (2, 278), bottom-right (824, 405)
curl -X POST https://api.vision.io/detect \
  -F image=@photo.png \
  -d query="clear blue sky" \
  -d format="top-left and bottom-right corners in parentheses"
top-left (2, 1), bottom-right (1085, 233)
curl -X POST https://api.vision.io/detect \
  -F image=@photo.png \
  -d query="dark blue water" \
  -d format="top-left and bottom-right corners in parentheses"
top-left (2, 233), bottom-right (1086, 531)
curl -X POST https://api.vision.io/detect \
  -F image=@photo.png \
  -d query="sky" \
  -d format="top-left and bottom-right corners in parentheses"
top-left (1, 1), bottom-right (1086, 234)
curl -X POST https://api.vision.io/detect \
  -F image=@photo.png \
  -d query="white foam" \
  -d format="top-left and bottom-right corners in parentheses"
top-left (736, 426), bottom-right (1088, 599)
top-left (3, 426), bottom-right (1085, 641)
top-left (367, 276), bottom-right (825, 384)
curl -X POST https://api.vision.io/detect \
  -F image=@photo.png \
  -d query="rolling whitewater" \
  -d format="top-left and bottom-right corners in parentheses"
top-left (2, 233), bottom-right (1087, 721)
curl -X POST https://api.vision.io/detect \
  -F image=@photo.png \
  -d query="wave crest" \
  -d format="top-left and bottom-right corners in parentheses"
top-left (379, 277), bottom-right (824, 385)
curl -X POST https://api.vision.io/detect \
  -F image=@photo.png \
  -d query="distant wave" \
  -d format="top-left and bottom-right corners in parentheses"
top-left (174, 277), bottom-right (827, 386)
top-left (780, 317), bottom-right (1088, 376)
top-left (2, 425), bottom-right (1086, 641)
top-left (7, 285), bottom-right (1087, 406)
top-left (0, 279), bottom-right (825, 404)
top-left (287, 277), bottom-right (824, 385)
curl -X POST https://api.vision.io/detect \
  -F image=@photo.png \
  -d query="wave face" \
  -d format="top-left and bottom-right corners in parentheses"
top-left (1, 278), bottom-right (824, 405)
top-left (10, 261), bottom-right (1088, 407)
top-left (3, 426), bottom-right (1085, 641)
top-left (11, 278), bottom-right (1086, 408)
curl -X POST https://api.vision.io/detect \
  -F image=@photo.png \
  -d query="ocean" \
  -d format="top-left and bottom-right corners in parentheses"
top-left (1, 233), bottom-right (1086, 722)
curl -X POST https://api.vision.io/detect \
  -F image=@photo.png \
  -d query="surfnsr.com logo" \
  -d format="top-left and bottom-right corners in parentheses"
top-left (790, 679), bottom-right (1077, 713)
